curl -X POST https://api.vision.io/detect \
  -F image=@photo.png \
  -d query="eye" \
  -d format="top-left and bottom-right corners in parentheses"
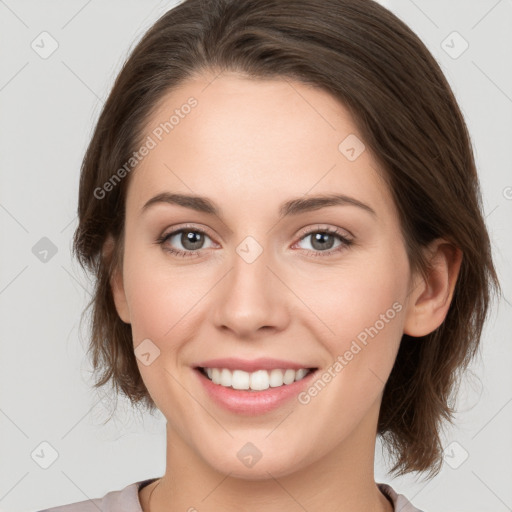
top-left (294, 226), bottom-right (353, 256)
top-left (155, 225), bottom-right (215, 258)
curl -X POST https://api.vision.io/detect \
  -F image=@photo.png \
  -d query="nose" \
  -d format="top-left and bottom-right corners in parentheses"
top-left (212, 245), bottom-right (290, 339)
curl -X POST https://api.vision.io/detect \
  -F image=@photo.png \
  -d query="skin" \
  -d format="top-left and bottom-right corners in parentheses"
top-left (108, 70), bottom-right (462, 512)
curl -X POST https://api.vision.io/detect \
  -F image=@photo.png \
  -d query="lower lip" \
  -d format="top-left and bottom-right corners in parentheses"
top-left (194, 368), bottom-right (318, 415)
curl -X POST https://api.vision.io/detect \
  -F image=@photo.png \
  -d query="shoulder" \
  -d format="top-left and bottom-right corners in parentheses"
top-left (35, 478), bottom-right (159, 512)
top-left (377, 482), bottom-right (425, 512)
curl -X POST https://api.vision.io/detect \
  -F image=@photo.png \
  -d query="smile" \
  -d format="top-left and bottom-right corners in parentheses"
top-left (198, 367), bottom-right (315, 391)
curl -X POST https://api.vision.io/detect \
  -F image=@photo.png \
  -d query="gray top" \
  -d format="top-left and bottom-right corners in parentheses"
top-left (37, 479), bottom-right (424, 512)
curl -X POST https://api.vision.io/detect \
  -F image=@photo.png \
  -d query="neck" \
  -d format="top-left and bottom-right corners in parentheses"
top-left (143, 400), bottom-right (393, 512)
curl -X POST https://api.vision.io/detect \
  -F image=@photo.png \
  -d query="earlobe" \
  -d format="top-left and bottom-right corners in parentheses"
top-left (403, 239), bottom-right (462, 337)
top-left (103, 235), bottom-right (131, 324)
top-left (110, 267), bottom-right (131, 324)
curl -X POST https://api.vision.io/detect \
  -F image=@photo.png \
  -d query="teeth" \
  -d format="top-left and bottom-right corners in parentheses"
top-left (233, 369), bottom-right (250, 389)
top-left (283, 368), bottom-right (296, 385)
top-left (202, 367), bottom-right (312, 391)
top-left (295, 368), bottom-right (309, 381)
top-left (212, 368), bottom-right (222, 385)
top-left (250, 370), bottom-right (269, 390)
top-left (269, 368), bottom-right (284, 387)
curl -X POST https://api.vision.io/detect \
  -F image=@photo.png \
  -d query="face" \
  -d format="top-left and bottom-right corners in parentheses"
top-left (111, 71), bottom-right (418, 479)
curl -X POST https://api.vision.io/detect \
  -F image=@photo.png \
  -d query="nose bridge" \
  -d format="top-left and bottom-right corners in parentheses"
top-left (213, 235), bottom-right (289, 336)
top-left (230, 235), bottom-right (275, 307)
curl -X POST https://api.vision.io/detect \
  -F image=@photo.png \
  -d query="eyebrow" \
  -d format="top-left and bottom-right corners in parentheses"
top-left (141, 192), bottom-right (377, 219)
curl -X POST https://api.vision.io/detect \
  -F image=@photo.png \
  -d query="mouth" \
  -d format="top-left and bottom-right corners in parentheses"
top-left (193, 362), bottom-right (320, 415)
top-left (195, 366), bottom-right (318, 392)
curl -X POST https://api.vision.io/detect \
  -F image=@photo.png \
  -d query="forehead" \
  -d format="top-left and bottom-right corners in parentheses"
top-left (126, 72), bottom-right (394, 221)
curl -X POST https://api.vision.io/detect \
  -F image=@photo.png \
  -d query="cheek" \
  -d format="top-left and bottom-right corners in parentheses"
top-left (298, 246), bottom-right (408, 392)
top-left (121, 244), bottom-right (202, 415)
top-left (121, 237), bottom-right (192, 343)
top-left (301, 247), bottom-right (407, 338)
top-left (338, 266), bottom-right (405, 344)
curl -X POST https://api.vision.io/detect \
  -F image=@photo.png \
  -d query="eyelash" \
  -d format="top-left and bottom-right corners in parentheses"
top-left (155, 224), bottom-right (354, 258)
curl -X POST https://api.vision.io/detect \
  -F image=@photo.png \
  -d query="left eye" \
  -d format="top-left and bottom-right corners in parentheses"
top-left (295, 230), bottom-right (350, 252)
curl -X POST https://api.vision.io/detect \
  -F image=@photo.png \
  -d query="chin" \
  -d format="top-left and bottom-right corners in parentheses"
top-left (200, 444), bottom-right (310, 480)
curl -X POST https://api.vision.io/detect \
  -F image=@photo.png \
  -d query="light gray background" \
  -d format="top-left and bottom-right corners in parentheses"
top-left (0, 1), bottom-right (511, 511)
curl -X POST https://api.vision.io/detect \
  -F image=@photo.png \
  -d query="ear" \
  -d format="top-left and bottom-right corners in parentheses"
top-left (103, 234), bottom-right (131, 324)
top-left (403, 239), bottom-right (462, 337)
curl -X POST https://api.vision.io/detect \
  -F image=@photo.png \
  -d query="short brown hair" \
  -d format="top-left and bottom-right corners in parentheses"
top-left (73, 0), bottom-right (500, 478)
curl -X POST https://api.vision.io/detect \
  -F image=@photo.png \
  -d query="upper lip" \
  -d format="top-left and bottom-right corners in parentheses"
top-left (194, 357), bottom-right (317, 373)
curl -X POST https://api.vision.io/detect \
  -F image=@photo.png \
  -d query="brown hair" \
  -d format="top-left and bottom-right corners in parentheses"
top-left (73, 0), bottom-right (500, 478)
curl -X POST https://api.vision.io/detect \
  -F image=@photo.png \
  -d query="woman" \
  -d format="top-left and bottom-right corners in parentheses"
top-left (39, 0), bottom-right (499, 510)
